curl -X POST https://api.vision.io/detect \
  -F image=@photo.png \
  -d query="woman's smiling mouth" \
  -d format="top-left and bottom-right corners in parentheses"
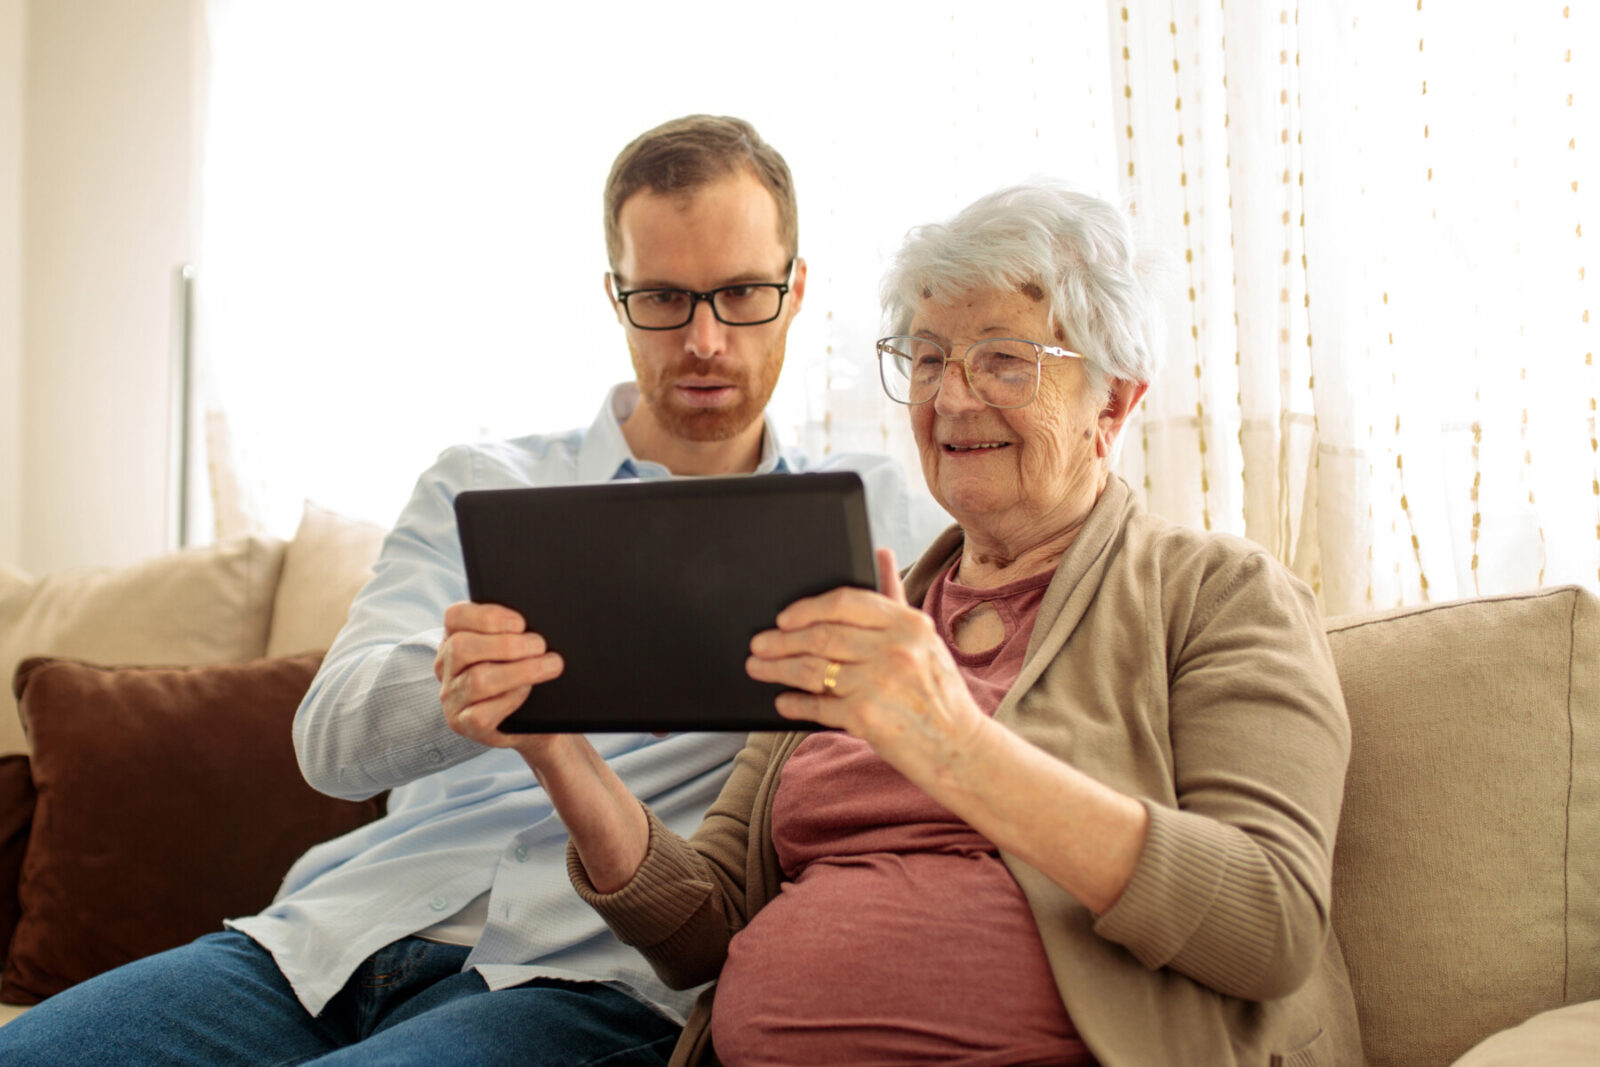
top-left (942, 441), bottom-right (1012, 453)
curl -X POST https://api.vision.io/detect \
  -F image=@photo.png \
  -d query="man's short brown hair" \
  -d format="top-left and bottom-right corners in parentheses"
top-left (603, 115), bottom-right (798, 273)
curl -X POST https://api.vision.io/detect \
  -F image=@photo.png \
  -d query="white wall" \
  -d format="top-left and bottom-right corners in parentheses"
top-left (14, 0), bottom-right (200, 575)
top-left (0, 0), bottom-right (22, 570)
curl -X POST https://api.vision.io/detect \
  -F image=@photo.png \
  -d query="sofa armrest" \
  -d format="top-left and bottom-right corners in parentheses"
top-left (1326, 585), bottom-right (1600, 1067)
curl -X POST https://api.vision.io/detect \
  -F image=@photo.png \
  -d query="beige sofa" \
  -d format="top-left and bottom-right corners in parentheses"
top-left (0, 505), bottom-right (1594, 1065)
top-left (0, 504), bottom-right (390, 1024)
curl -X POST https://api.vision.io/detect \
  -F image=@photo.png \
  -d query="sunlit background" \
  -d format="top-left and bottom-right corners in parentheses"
top-left (186, 0), bottom-right (1597, 614)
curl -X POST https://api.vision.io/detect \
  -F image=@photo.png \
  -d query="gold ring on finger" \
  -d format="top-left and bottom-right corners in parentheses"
top-left (821, 660), bottom-right (842, 694)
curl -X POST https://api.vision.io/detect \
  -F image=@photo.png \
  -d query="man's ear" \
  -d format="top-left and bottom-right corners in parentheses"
top-left (1096, 378), bottom-right (1150, 459)
top-left (603, 272), bottom-right (624, 324)
top-left (787, 257), bottom-right (807, 317)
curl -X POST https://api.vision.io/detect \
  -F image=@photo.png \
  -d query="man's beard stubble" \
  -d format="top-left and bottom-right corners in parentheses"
top-left (630, 342), bottom-right (786, 443)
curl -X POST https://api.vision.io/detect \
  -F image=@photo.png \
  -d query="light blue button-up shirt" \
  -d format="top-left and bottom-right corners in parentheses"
top-left (230, 383), bottom-right (949, 1019)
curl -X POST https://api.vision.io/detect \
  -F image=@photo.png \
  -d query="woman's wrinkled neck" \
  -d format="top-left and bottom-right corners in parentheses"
top-left (954, 470), bottom-right (1107, 589)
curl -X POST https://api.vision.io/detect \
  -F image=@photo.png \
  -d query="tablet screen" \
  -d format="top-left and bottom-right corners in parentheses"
top-left (455, 471), bottom-right (875, 732)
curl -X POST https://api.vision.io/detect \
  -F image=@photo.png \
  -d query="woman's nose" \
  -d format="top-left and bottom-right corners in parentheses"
top-left (932, 358), bottom-right (986, 415)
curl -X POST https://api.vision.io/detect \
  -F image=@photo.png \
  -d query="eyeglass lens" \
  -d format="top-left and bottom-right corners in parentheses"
top-left (625, 285), bottom-right (784, 329)
top-left (879, 338), bottom-right (1043, 407)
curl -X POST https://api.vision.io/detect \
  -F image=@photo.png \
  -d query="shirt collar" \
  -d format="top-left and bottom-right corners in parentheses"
top-left (576, 381), bottom-right (790, 482)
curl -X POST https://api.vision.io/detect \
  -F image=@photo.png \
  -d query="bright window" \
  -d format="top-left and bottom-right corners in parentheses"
top-left (196, 0), bottom-right (1117, 537)
top-left (197, 1), bottom-right (1599, 611)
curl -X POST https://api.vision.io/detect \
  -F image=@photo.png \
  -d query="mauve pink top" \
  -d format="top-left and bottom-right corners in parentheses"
top-left (710, 563), bottom-right (1096, 1066)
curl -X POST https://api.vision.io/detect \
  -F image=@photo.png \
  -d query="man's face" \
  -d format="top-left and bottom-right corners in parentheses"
top-left (609, 170), bottom-right (803, 444)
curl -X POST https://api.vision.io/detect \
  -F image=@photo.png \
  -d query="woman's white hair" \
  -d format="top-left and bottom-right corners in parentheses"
top-left (881, 181), bottom-right (1169, 395)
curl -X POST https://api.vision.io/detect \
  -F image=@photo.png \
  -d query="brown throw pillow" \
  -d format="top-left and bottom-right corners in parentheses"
top-left (0, 755), bottom-right (35, 968)
top-left (2, 655), bottom-right (386, 1004)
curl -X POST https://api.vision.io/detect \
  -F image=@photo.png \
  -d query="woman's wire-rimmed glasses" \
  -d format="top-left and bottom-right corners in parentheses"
top-left (613, 261), bottom-right (795, 330)
top-left (876, 335), bottom-right (1082, 409)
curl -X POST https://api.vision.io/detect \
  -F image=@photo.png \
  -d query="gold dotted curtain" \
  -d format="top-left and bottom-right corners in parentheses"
top-left (1112, 0), bottom-right (1599, 613)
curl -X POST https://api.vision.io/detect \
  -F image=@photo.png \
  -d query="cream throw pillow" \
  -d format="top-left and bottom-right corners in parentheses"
top-left (263, 502), bottom-right (387, 659)
top-left (1450, 1001), bottom-right (1600, 1065)
top-left (0, 537), bottom-right (286, 757)
top-left (1326, 586), bottom-right (1599, 1067)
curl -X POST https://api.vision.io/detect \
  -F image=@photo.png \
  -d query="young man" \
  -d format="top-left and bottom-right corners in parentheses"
top-left (0, 116), bottom-right (943, 1065)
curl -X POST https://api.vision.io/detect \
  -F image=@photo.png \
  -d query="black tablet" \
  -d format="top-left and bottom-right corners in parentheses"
top-left (454, 471), bottom-right (876, 732)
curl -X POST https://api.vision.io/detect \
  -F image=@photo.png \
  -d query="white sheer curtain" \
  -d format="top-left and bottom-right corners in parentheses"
top-left (197, 0), bottom-right (1598, 614)
top-left (1112, 1), bottom-right (1599, 613)
top-left (194, 0), bottom-right (1118, 540)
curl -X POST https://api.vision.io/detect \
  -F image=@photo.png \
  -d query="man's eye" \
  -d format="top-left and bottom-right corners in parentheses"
top-left (644, 291), bottom-right (687, 307)
top-left (720, 285), bottom-right (759, 300)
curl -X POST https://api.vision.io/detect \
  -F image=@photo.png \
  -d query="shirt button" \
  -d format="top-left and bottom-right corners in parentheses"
top-left (427, 749), bottom-right (443, 764)
top-left (429, 896), bottom-right (449, 912)
top-left (514, 845), bottom-right (529, 862)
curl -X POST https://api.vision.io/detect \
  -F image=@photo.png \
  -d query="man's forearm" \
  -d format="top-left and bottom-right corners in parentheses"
top-left (523, 735), bottom-right (650, 895)
top-left (294, 637), bottom-right (479, 798)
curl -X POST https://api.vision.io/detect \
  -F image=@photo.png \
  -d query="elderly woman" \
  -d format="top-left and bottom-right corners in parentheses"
top-left (451, 183), bottom-right (1361, 1066)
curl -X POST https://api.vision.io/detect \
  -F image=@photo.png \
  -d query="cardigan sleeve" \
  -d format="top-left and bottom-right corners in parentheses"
top-left (568, 731), bottom-right (782, 991)
top-left (1091, 547), bottom-right (1351, 1001)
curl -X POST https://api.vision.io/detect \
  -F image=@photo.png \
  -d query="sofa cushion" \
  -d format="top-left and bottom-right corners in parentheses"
top-left (265, 501), bottom-right (387, 659)
top-left (1326, 586), bottom-right (1599, 1067)
top-left (0, 568), bottom-right (28, 603)
top-left (0, 537), bottom-right (286, 757)
top-left (1, 655), bottom-right (385, 1005)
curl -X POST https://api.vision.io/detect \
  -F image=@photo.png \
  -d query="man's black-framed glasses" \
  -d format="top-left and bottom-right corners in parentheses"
top-left (613, 261), bottom-right (795, 330)
top-left (877, 335), bottom-right (1082, 409)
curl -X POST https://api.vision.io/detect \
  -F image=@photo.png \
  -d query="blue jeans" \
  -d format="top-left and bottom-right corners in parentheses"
top-left (0, 930), bottom-right (680, 1066)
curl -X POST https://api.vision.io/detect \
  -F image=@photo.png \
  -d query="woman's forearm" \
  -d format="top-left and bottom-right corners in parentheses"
top-left (746, 570), bottom-right (1150, 913)
top-left (915, 716), bottom-right (1148, 915)
top-left (524, 735), bottom-right (650, 894)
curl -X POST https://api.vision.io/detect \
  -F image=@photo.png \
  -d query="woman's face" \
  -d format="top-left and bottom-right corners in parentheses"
top-left (909, 287), bottom-right (1114, 550)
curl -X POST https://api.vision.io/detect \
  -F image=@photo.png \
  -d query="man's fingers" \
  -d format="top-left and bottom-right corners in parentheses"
top-left (437, 629), bottom-right (547, 682)
top-left (452, 630), bottom-right (547, 665)
top-left (443, 600), bottom-right (526, 636)
top-left (447, 653), bottom-right (563, 710)
top-left (453, 685), bottom-right (534, 742)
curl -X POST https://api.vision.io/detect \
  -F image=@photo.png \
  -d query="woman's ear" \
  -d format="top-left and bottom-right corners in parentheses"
top-left (1096, 379), bottom-right (1150, 459)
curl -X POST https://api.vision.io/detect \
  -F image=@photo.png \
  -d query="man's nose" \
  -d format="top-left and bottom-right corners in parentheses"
top-left (932, 358), bottom-right (986, 416)
top-left (683, 298), bottom-right (726, 360)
